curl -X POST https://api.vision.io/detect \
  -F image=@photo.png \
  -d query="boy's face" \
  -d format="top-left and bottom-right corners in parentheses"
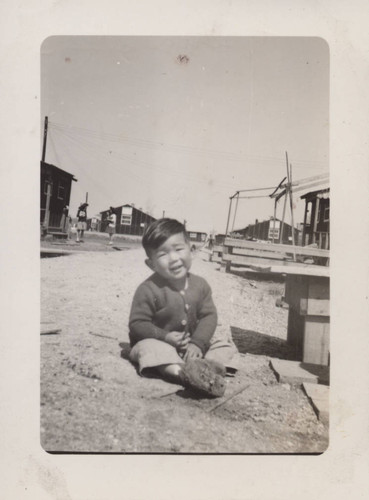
top-left (146, 232), bottom-right (192, 284)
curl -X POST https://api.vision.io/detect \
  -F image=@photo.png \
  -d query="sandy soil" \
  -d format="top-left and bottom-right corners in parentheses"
top-left (41, 233), bottom-right (328, 453)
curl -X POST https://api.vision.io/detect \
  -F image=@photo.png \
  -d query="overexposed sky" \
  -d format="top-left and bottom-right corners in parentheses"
top-left (41, 36), bottom-right (329, 232)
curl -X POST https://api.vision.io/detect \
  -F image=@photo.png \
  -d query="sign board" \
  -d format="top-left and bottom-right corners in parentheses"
top-left (268, 220), bottom-right (280, 240)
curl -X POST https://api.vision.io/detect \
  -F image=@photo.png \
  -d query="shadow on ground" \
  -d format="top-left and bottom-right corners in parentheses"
top-left (229, 268), bottom-right (286, 283)
top-left (232, 327), bottom-right (330, 385)
top-left (231, 326), bottom-right (298, 361)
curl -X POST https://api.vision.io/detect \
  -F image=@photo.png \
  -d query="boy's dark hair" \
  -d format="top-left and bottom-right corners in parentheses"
top-left (142, 218), bottom-right (189, 256)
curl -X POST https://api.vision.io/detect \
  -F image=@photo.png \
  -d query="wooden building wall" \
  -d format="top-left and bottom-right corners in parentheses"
top-left (100, 205), bottom-right (156, 236)
top-left (237, 219), bottom-right (300, 245)
top-left (40, 162), bottom-right (75, 228)
top-left (302, 190), bottom-right (330, 249)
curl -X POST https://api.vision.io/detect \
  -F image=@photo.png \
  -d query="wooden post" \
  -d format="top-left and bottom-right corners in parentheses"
top-left (272, 199), bottom-right (277, 244)
top-left (279, 194), bottom-right (287, 244)
top-left (231, 192), bottom-right (240, 233)
top-left (288, 163), bottom-right (296, 260)
top-left (312, 197), bottom-right (320, 245)
top-left (225, 196), bottom-right (234, 236)
top-left (43, 183), bottom-right (51, 229)
top-left (302, 198), bottom-right (308, 246)
top-left (220, 244), bottom-right (231, 273)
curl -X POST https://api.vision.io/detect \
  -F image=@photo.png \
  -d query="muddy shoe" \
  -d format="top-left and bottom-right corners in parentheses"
top-left (203, 359), bottom-right (226, 377)
top-left (181, 359), bottom-right (226, 398)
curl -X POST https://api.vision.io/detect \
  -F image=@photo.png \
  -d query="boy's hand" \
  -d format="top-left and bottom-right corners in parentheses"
top-left (183, 343), bottom-right (203, 362)
top-left (165, 331), bottom-right (189, 350)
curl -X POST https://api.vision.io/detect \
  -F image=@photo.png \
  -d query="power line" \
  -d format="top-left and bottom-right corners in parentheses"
top-left (50, 125), bottom-right (246, 191)
top-left (49, 121), bottom-right (328, 169)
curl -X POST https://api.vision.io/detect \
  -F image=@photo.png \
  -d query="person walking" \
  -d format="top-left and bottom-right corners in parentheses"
top-left (106, 207), bottom-right (117, 245)
top-left (76, 202), bottom-right (88, 243)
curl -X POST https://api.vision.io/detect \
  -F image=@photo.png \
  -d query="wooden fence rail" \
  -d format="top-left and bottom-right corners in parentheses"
top-left (211, 238), bottom-right (329, 272)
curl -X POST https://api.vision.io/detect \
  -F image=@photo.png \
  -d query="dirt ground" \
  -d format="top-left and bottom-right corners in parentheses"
top-left (40, 232), bottom-right (328, 453)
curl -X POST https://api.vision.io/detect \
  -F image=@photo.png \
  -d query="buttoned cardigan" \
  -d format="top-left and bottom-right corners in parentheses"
top-left (128, 272), bottom-right (218, 354)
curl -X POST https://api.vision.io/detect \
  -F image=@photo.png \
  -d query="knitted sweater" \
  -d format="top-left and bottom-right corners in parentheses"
top-left (128, 272), bottom-right (218, 354)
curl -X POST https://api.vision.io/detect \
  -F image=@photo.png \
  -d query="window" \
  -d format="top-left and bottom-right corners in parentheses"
top-left (121, 206), bottom-right (133, 225)
top-left (121, 215), bottom-right (132, 225)
top-left (57, 181), bottom-right (65, 200)
top-left (324, 207), bottom-right (330, 221)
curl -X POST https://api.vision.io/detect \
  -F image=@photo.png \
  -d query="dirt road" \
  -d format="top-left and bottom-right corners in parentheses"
top-left (41, 235), bottom-right (328, 453)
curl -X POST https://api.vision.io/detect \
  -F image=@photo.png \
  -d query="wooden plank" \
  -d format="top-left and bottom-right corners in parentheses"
top-left (256, 264), bottom-right (330, 277)
top-left (41, 323), bottom-right (61, 335)
top-left (222, 253), bottom-right (320, 270)
top-left (303, 316), bottom-right (330, 365)
top-left (213, 245), bottom-right (223, 252)
top-left (302, 383), bottom-right (329, 425)
top-left (309, 278), bottom-right (330, 300)
top-left (286, 276), bottom-right (330, 315)
top-left (224, 238), bottom-right (330, 259)
top-left (230, 246), bottom-right (291, 260)
top-left (304, 299), bottom-right (330, 316)
top-left (219, 245), bottom-right (231, 273)
top-left (41, 247), bottom-right (81, 256)
top-left (222, 254), bottom-right (292, 268)
top-left (300, 276), bottom-right (330, 315)
top-left (41, 328), bottom-right (61, 335)
top-left (270, 359), bottom-right (319, 385)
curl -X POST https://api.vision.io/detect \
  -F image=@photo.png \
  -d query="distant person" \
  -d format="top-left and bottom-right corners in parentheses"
top-left (67, 216), bottom-right (72, 240)
top-left (106, 207), bottom-right (117, 245)
top-left (208, 234), bottom-right (214, 250)
top-left (60, 205), bottom-right (69, 233)
top-left (76, 202), bottom-right (88, 243)
top-left (128, 218), bottom-right (239, 398)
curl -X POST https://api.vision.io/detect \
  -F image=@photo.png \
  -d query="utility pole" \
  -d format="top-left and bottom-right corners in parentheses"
top-left (225, 194), bottom-right (235, 236)
top-left (42, 116), bottom-right (50, 230)
top-left (231, 192), bottom-right (240, 233)
top-left (42, 116), bottom-right (48, 163)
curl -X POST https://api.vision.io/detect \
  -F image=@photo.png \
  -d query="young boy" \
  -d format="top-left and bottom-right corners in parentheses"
top-left (76, 202), bottom-right (88, 243)
top-left (128, 218), bottom-right (239, 397)
top-left (106, 207), bottom-right (117, 245)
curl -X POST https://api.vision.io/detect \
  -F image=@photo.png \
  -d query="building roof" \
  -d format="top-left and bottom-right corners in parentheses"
top-left (234, 217), bottom-right (296, 233)
top-left (41, 161), bottom-right (78, 181)
top-left (100, 203), bottom-right (155, 218)
top-left (300, 187), bottom-right (330, 200)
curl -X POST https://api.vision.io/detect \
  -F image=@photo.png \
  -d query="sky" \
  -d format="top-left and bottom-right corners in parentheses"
top-left (41, 36), bottom-right (329, 233)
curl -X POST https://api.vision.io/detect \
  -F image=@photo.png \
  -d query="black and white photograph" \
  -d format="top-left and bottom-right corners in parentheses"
top-left (2, 0), bottom-right (369, 497)
top-left (40, 36), bottom-right (330, 454)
